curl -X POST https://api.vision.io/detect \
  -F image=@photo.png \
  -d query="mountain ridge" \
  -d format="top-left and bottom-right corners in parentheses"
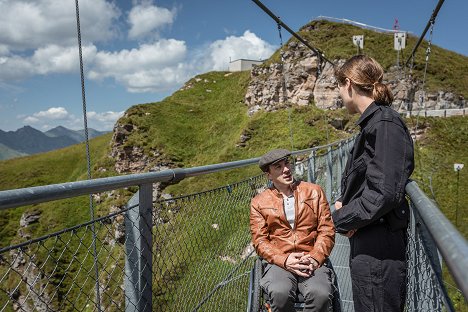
top-left (0, 125), bottom-right (109, 160)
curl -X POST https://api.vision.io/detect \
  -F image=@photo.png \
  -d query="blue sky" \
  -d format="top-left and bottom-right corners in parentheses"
top-left (0, 0), bottom-right (467, 132)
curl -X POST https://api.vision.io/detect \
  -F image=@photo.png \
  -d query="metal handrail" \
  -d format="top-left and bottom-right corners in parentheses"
top-left (406, 181), bottom-right (468, 300)
top-left (0, 137), bottom-right (354, 211)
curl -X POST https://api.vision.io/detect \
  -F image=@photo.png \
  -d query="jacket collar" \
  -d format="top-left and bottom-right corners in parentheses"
top-left (356, 101), bottom-right (380, 129)
top-left (269, 180), bottom-right (300, 197)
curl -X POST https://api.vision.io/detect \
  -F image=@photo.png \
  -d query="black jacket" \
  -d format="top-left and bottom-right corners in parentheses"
top-left (332, 102), bottom-right (414, 233)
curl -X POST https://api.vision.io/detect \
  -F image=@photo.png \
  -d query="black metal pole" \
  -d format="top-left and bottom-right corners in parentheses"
top-left (405, 0), bottom-right (445, 67)
top-left (251, 0), bottom-right (334, 66)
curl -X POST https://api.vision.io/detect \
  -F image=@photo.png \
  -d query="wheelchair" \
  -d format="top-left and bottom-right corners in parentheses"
top-left (247, 257), bottom-right (341, 312)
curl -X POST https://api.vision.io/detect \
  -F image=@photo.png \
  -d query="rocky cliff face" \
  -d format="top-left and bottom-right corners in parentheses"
top-left (245, 42), bottom-right (466, 113)
top-left (109, 116), bottom-right (176, 205)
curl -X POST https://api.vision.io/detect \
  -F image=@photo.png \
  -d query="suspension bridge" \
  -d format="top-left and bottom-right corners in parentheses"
top-left (0, 136), bottom-right (467, 311)
top-left (0, 0), bottom-right (467, 311)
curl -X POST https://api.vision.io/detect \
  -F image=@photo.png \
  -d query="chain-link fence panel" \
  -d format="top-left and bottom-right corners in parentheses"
top-left (0, 204), bottom-right (138, 312)
top-left (405, 202), bottom-right (457, 312)
top-left (151, 174), bottom-right (267, 312)
top-left (303, 141), bottom-right (352, 204)
top-left (0, 174), bottom-right (268, 312)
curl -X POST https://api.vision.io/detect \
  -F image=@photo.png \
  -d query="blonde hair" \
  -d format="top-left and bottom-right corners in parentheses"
top-left (334, 55), bottom-right (393, 105)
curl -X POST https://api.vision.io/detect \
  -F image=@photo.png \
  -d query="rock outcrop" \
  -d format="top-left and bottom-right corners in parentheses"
top-left (245, 42), bottom-right (326, 115)
top-left (245, 44), bottom-right (465, 114)
top-left (8, 211), bottom-right (54, 312)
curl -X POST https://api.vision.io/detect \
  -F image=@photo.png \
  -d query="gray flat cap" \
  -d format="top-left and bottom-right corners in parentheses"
top-left (259, 149), bottom-right (291, 172)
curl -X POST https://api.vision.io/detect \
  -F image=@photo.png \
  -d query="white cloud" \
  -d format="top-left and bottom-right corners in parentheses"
top-left (87, 31), bottom-right (274, 93)
top-left (21, 107), bottom-right (123, 131)
top-left (128, 3), bottom-right (176, 40)
top-left (0, 45), bottom-right (10, 56)
top-left (0, 0), bottom-right (120, 51)
top-left (33, 44), bottom-right (98, 75)
top-left (0, 55), bottom-right (36, 81)
top-left (23, 116), bottom-right (40, 124)
top-left (33, 107), bottom-right (69, 119)
top-left (205, 30), bottom-right (275, 71)
top-left (88, 39), bottom-right (188, 92)
top-left (0, 0), bottom-right (274, 95)
top-left (22, 107), bottom-right (77, 129)
top-left (0, 44), bottom-right (98, 81)
top-left (87, 111), bottom-right (125, 130)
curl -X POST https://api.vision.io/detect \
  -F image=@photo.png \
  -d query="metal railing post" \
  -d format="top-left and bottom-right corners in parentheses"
top-left (326, 146), bottom-right (333, 202)
top-left (308, 150), bottom-right (316, 183)
top-left (408, 193), bottom-right (457, 311)
top-left (125, 192), bottom-right (140, 312)
top-left (407, 181), bottom-right (468, 303)
top-left (125, 183), bottom-right (153, 312)
top-left (139, 183), bottom-right (153, 312)
top-left (336, 143), bottom-right (343, 197)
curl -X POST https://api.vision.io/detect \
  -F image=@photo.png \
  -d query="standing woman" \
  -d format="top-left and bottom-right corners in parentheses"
top-left (332, 55), bottom-right (414, 312)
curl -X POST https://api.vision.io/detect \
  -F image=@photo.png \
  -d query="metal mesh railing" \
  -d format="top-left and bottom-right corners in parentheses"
top-left (1, 136), bottom-right (466, 312)
top-left (404, 192), bottom-right (467, 312)
top-left (406, 205), bottom-right (448, 311)
top-left (0, 175), bottom-right (269, 312)
top-left (150, 175), bottom-right (267, 311)
top-left (0, 205), bottom-right (135, 311)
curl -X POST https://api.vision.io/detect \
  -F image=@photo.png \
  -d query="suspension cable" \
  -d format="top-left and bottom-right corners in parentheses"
top-left (405, 0), bottom-right (445, 67)
top-left (74, 0), bottom-right (101, 310)
top-left (252, 0), bottom-right (334, 67)
top-left (253, 0), bottom-right (332, 146)
top-left (276, 23), bottom-right (295, 152)
top-left (412, 20), bottom-right (434, 160)
top-left (420, 21), bottom-right (434, 111)
top-left (277, 23), bottom-right (286, 104)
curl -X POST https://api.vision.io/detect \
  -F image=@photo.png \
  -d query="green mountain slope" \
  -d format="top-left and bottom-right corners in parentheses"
top-left (116, 70), bottom-right (352, 194)
top-left (0, 133), bottom-right (114, 247)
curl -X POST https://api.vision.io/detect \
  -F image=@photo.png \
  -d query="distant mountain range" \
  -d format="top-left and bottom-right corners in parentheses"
top-left (0, 126), bottom-right (109, 160)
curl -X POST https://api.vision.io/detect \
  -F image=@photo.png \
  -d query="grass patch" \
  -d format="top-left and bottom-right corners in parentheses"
top-left (408, 116), bottom-right (468, 238)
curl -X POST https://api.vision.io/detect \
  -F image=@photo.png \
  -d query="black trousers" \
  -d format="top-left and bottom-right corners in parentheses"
top-left (349, 223), bottom-right (407, 312)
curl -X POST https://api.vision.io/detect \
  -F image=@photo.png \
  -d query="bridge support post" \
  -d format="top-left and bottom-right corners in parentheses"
top-left (124, 183), bottom-right (153, 312)
top-left (326, 146), bottom-right (333, 202)
top-left (308, 150), bottom-right (316, 183)
top-left (337, 142), bottom-right (343, 198)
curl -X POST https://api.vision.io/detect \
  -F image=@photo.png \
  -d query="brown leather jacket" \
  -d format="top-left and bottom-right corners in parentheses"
top-left (250, 181), bottom-right (335, 268)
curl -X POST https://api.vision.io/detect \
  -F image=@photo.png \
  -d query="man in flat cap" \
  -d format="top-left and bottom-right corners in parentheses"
top-left (250, 149), bottom-right (335, 312)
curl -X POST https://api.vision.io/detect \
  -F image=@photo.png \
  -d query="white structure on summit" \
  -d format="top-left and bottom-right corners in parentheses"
top-left (229, 59), bottom-right (263, 72)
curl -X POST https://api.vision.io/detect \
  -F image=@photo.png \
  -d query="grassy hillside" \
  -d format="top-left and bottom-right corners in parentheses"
top-left (117, 70), bottom-right (353, 195)
top-left (1, 19), bottom-right (466, 233)
top-left (0, 18), bottom-right (465, 261)
top-left (0, 134), bottom-right (115, 247)
top-left (408, 116), bottom-right (468, 237)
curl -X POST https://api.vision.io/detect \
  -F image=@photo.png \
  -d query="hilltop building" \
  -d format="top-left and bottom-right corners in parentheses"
top-left (228, 59), bottom-right (263, 72)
